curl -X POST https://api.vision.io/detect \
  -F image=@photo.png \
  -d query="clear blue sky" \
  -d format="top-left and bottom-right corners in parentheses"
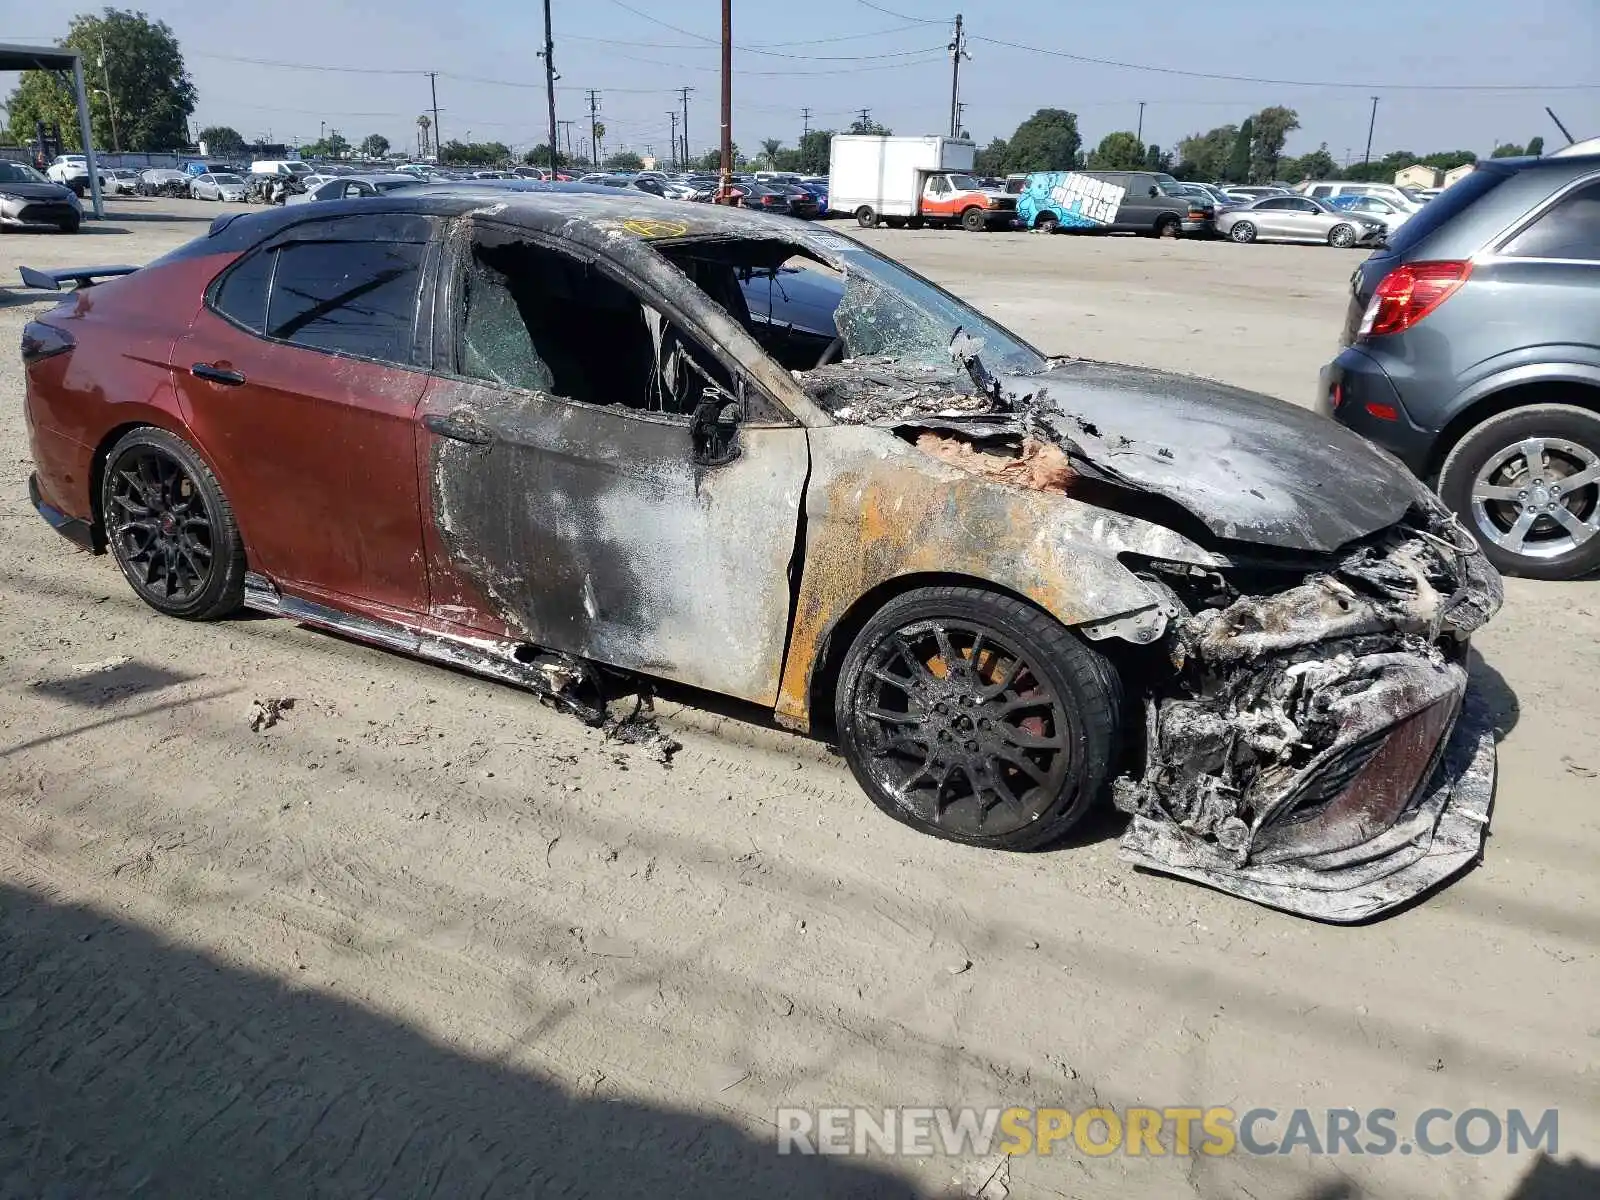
top-left (5, 0), bottom-right (1598, 163)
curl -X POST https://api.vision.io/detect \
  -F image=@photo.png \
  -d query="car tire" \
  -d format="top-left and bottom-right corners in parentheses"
top-left (855, 206), bottom-right (879, 228)
top-left (960, 207), bottom-right (987, 233)
top-left (834, 585), bottom-right (1121, 851)
top-left (58, 212), bottom-right (80, 234)
top-left (905, 216), bottom-right (924, 230)
top-left (1155, 216), bottom-right (1180, 239)
top-left (1437, 403), bottom-right (1600, 581)
top-left (1328, 223), bottom-right (1357, 248)
top-left (101, 427), bottom-right (248, 621)
top-left (1229, 221), bottom-right (1256, 244)
top-left (1035, 214), bottom-right (1059, 234)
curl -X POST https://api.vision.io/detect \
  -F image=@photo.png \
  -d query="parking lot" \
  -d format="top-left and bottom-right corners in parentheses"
top-left (2, 195), bottom-right (1596, 1199)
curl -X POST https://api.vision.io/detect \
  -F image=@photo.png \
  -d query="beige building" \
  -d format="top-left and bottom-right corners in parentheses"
top-left (1442, 163), bottom-right (1477, 188)
top-left (1395, 164), bottom-right (1442, 189)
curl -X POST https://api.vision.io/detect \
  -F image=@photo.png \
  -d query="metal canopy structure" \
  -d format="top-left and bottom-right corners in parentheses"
top-left (0, 42), bottom-right (103, 217)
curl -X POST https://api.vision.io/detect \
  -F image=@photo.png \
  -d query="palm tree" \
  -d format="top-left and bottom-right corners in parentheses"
top-left (416, 114), bottom-right (432, 158)
top-left (760, 137), bottom-right (783, 166)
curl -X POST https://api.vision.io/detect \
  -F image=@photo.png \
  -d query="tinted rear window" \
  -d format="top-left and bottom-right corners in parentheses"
top-left (1502, 179), bottom-right (1600, 261)
top-left (1383, 168), bottom-right (1508, 257)
top-left (266, 240), bottom-right (425, 363)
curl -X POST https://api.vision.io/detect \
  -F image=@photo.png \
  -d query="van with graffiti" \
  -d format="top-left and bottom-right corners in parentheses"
top-left (1017, 170), bottom-right (1215, 237)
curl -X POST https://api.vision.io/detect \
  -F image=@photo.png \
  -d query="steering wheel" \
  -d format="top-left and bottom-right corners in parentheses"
top-left (815, 336), bottom-right (845, 369)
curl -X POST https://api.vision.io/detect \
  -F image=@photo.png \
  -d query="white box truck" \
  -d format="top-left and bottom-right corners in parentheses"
top-left (828, 135), bottom-right (1016, 232)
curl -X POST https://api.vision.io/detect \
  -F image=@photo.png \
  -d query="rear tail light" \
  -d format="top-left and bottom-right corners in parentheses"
top-left (21, 321), bottom-right (75, 364)
top-left (1358, 260), bottom-right (1471, 337)
top-left (1187, 207), bottom-right (1208, 220)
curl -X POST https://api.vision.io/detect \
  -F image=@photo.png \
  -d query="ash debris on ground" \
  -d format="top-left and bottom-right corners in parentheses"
top-left (526, 650), bottom-right (680, 765)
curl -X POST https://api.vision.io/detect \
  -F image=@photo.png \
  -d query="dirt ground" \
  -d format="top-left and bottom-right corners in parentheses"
top-left (1, 196), bottom-right (1596, 1199)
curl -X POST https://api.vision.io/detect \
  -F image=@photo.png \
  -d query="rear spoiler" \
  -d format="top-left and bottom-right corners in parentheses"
top-left (19, 264), bottom-right (139, 292)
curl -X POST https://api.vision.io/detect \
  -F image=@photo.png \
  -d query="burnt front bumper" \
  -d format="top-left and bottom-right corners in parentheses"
top-left (1119, 681), bottom-right (1495, 922)
top-left (1111, 507), bottom-right (1502, 922)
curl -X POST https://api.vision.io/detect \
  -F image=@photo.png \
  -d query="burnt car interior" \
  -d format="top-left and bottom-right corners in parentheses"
top-left (458, 235), bottom-right (738, 419)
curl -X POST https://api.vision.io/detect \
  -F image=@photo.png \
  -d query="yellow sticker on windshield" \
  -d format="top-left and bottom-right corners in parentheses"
top-left (622, 217), bottom-right (690, 239)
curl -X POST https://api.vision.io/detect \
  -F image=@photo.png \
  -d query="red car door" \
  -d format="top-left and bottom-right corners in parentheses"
top-left (171, 213), bottom-right (436, 614)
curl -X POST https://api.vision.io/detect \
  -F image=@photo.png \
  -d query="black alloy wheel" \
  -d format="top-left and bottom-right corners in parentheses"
top-left (102, 428), bottom-right (246, 620)
top-left (835, 587), bottom-right (1120, 850)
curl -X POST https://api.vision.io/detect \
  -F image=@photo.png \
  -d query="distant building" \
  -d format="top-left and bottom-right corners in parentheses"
top-left (1442, 163), bottom-right (1478, 188)
top-left (1395, 164), bottom-right (1442, 189)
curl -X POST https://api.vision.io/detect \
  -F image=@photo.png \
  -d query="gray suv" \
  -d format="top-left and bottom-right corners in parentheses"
top-left (1320, 153), bottom-right (1600, 579)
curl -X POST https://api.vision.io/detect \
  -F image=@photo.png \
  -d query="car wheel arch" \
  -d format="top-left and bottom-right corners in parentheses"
top-left (1424, 374), bottom-right (1600, 481)
top-left (794, 570), bottom-right (1135, 740)
top-left (88, 418), bottom-right (242, 554)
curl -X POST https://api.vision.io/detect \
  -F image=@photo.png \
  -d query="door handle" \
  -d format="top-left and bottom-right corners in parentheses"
top-left (424, 412), bottom-right (495, 445)
top-left (191, 362), bottom-right (245, 386)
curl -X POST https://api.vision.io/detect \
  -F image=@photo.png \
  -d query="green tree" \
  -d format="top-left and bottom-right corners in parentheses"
top-left (6, 8), bottom-right (196, 151)
top-left (360, 133), bottom-right (389, 159)
top-left (973, 136), bottom-right (1009, 176)
top-left (793, 129), bottom-right (831, 175)
top-left (759, 137), bottom-right (783, 166)
top-left (848, 115), bottom-right (891, 136)
top-left (1526, 135), bottom-right (1544, 157)
top-left (603, 150), bottom-right (644, 170)
top-left (1419, 149), bottom-right (1474, 170)
top-left (1004, 108), bottom-right (1081, 172)
top-left (1282, 142), bottom-right (1336, 183)
top-left (1143, 143), bottom-right (1173, 173)
top-left (197, 125), bottom-right (244, 157)
top-left (694, 144), bottom-right (742, 172)
top-left (1491, 142), bottom-right (1525, 158)
top-left (438, 139), bottom-right (509, 166)
top-left (1087, 131), bottom-right (1144, 170)
top-left (1175, 125), bottom-right (1237, 181)
top-left (1249, 106), bottom-right (1299, 181)
top-left (1226, 118), bottom-right (1254, 183)
top-left (523, 144), bottom-right (569, 167)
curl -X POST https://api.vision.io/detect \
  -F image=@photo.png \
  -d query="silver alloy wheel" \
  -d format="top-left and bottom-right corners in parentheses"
top-left (1470, 435), bottom-right (1600, 559)
top-left (1329, 223), bottom-right (1355, 248)
top-left (1229, 221), bottom-right (1255, 243)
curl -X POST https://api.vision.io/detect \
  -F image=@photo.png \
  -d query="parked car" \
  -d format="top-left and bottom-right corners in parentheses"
top-left (1222, 185), bottom-right (1293, 202)
top-left (45, 154), bottom-right (90, 195)
top-left (1216, 194), bottom-right (1385, 246)
top-left (739, 181), bottom-right (819, 218)
top-left (101, 168), bottom-right (142, 196)
top-left (1298, 181), bottom-right (1421, 213)
top-left (0, 160), bottom-right (81, 232)
top-left (1023, 170), bottom-right (1211, 237)
top-left (1320, 152), bottom-right (1600, 579)
top-left (249, 159), bottom-right (314, 180)
top-left (1325, 193), bottom-right (1412, 239)
top-left (286, 173), bottom-right (422, 205)
top-left (190, 172), bottom-right (250, 202)
top-left (139, 168), bottom-right (192, 197)
top-left (21, 189), bottom-right (1503, 921)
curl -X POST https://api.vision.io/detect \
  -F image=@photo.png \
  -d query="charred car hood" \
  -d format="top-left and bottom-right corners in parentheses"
top-left (1014, 360), bottom-right (1420, 553)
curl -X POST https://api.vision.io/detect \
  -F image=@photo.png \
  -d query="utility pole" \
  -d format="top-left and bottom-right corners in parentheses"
top-left (540, 0), bottom-right (559, 172)
top-left (856, 108), bottom-right (872, 130)
top-left (1136, 101), bottom-right (1145, 144)
top-left (1363, 96), bottom-right (1379, 165)
top-left (558, 119), bottom-right (574, 163)
top-left (801, 106), bottom-right (812, 144)
top-left (98, 31), bottom-right (120, 153)
top-left (428, 72), bottom-right (441, 157)
top-left (678, 86), bottom-right (693, 171)
top-left (947, 14), bottom-right (968, 139)
top-left (586, 89), bottom-right (601, 167)
top-left (667, 111), bottom-right (679, 170)
top-left (955, 101), bottom-right (966, 138)
top-left (718, 0), bottom-right (732, 197)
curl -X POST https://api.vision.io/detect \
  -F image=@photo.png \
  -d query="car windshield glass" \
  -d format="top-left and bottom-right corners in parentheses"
top-left (1383, 167), bottom-right (1509, 257)
top-left (213, 174), bottom-right (243, 185)
top-left (287, 163), bottom-right (312, 176)
top-left (0, 162), bottom-right (48, 183)
top-left (821, 240), bottom-right (1046, 374)
top-left (945, 174), bottom-right (979, 191)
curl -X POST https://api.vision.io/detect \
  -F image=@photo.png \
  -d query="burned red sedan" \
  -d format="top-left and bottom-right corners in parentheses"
top-left (23, 189), bottom-right (1502, 920)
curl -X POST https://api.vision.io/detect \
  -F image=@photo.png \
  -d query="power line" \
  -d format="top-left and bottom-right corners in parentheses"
top-left (854, 0), bottom-right (949, 23)
top-left (969, 34), bottom-right (1600, 91)
top-left (563, 32), bottom-right (943, 61)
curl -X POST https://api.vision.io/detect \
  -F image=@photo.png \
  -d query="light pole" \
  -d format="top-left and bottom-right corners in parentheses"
top-left (97, 32), bottom-right (120, 152)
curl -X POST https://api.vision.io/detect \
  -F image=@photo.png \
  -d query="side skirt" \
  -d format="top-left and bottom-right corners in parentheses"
top-left (242, 572), bottom-right (607, 721)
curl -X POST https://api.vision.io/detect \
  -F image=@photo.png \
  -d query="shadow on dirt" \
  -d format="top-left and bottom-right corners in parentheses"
top-left (0, 883), bottom-right (914, 1199)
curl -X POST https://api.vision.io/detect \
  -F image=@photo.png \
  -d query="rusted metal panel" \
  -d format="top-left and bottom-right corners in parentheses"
top-left (774, 425), bottom-right (1225, 730)
top-left (421, 374), bottom-right (808, 705)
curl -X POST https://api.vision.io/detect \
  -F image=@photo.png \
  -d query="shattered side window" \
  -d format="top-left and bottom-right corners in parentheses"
top-left (461, 257), bottom-right (556, 394)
